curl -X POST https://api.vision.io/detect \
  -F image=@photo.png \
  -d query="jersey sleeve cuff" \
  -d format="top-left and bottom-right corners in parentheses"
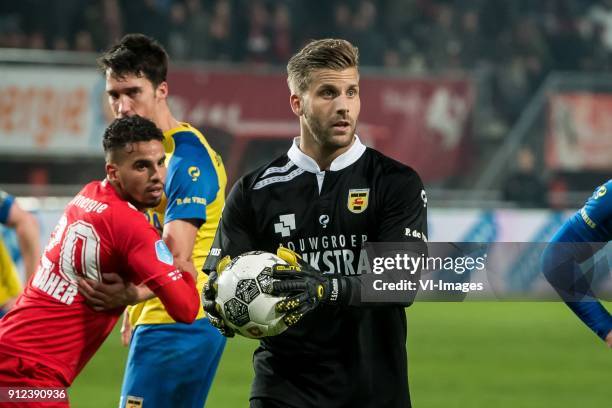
top-left (164, 211), bottom-right (206, 224)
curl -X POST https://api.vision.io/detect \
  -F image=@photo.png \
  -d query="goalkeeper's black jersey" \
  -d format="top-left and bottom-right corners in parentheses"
top-left (204, 136), bottom-right (427, 408)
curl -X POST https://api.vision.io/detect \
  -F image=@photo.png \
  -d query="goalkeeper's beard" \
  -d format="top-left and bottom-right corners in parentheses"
top-left (303, 110), bottom-right (355, 151)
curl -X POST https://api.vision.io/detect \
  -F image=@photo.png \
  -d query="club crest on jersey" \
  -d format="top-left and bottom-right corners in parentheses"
top-left (347, 189), bottom-right (369, 214)
top-left (155, 240), bottom-right (174, 265)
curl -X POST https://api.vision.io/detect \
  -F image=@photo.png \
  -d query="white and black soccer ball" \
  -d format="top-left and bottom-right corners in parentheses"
top-left (215, 251), bottom-right (288, 339)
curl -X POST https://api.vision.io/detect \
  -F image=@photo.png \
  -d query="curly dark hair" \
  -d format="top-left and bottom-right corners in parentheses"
top-left (98, 33), bottom-right (168, 88)
top-left (103, 115), bottom-right (164, 155)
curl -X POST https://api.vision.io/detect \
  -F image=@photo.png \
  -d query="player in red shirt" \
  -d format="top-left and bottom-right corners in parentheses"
top-left (0, 116), bottom-right (200, 407)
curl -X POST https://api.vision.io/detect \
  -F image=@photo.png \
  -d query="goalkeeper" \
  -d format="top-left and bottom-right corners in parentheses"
top-left (203, 38), bottom-right (427, 408)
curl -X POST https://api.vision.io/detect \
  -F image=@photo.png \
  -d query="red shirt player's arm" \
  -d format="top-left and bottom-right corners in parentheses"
top-left (113, 207), bottom-right (199, 323)
top-left (145, 270), bottom-right (199, 323)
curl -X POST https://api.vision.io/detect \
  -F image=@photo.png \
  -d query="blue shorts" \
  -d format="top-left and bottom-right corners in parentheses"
top-left (119, 318), bottom-right (226, 408)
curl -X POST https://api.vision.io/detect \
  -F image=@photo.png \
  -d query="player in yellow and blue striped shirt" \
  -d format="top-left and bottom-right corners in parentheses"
top-left (0, 190), bottom-right (40, 318)
top-left (78, 34), bottom-right (226, 408)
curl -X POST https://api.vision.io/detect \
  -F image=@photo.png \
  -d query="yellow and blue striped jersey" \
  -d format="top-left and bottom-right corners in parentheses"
top-left (0, 190), bottom-right (22, 306)
top-left (129, 122), bottom-right (226, 326)
top-left (0, 238), bottom-right (21, 306)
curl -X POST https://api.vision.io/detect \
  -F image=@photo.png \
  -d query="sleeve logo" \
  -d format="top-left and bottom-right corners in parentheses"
top-left (124, 396), bottom-right (143, 408)
top-left (580, 208), bottom-right (597, 229)
top-left (593, 185), bottom-right (607, 199)
top-left (155, 240), bottom-right (174, 265)
top-left (188, 166), bottom-right (201, 181)
top-left (167, 269), bottom-right (182, 281)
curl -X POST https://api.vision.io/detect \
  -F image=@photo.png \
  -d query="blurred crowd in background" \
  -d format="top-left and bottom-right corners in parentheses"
top-left (1, 0), bottom-right (611, 209)
top-left (2, 0), bottom-right (612, 130)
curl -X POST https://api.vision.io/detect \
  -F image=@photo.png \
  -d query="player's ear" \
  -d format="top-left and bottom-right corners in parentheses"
top-left (105, 162), bottom-right (119, 183)
top-left (290, 94), bottom-right (302, 117)
top-left (156, 81), bottom-right (168, 100)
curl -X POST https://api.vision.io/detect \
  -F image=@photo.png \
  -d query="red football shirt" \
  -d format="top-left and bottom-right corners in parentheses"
top-left (0, 180), bottom-right (183, 385)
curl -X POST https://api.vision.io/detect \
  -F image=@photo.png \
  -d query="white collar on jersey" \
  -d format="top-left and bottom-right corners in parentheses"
top-left (287, 135), bottom-right (366, 173)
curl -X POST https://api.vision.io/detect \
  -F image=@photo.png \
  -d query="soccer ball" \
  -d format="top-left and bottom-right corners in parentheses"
top-left (215, 251), bottom-right (288, 339)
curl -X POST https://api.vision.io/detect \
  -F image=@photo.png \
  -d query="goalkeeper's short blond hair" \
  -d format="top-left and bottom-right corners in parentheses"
top-left (286, 38), bottom-right (359, 95)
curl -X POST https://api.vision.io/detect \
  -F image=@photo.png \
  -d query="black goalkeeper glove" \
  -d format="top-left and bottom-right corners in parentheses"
top-left (272, 247), bottom-right (350, 327)
top-left (202, 256), bottom-right (235, 338)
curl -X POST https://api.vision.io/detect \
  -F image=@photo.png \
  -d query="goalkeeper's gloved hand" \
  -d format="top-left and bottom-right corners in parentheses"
top-left (272, 247), bottom-right (350, 327)
top-left (202, 256), bottom-right (235, 338)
